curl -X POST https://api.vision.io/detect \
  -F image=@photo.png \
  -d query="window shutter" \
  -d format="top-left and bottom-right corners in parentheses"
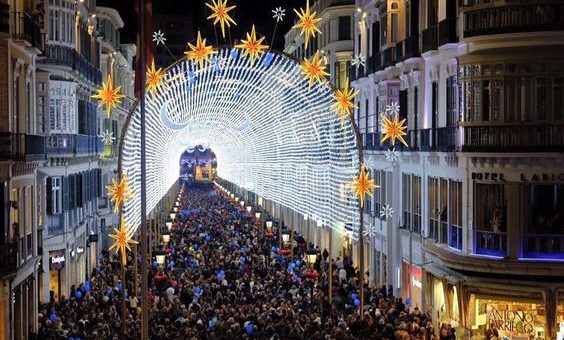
top-left (69, 175), bottom-right (75, 210)
top-left (97, 169), bottom-right (102, 198)
top-left (77, 173), bottom-right (83, 208)
top-left (63, 176), bottom-right (70, 211)
top-left (46, 177), bottom-right (53, 215)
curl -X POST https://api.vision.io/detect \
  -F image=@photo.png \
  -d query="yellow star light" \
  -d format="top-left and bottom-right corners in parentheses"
top-left (146, 60), bottom-right (166, 100)
top-left (184, 31), bottom-right (217, 69)
top-left (206, 0), bottom-right (237, 39)
top-left (380, 112), bottom-right (408, 147)
top-left (109, 216), bottom-right (138, 265)
top-left (106, 174), bottom-right (134, 214)
top-left (91, 75), bottom-right (124, 118)
top-left (293, 0), bottom-right (322, 50)
top-left (235, 25), bottom-right (269, 66)
top-left (300, 50), bottom-right (329, 91)
top-left (332, 80), bottom-right (359, 126)
top-left (350, 164), bottom-right (379, 208)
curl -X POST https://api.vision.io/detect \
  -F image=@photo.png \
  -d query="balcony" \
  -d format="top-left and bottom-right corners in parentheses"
top-left (11, 11), bottom-right (42, 50)
top-left (396, 41), bottom-right (404, 63)
top-left (0, 132), bottom-right (46, 161)
top-left (475, 230), bottom-right (507, 257)
top-left (523, 234), bottom-right (564, 260)
top-left (383, 46), bottom-right (396, 68)
top-left (438, 17), bottom-right (457, 46)
top-left (463, 3), bottom-right (564, 38)
top-left (403, 35), bottom-right (420, 59)
top-left (422, 26), bottom-right (438, 53)
top-left (0, 3), bottom-right (8, 34)
top-left (47, 134), bottom-right (100, 155)
top-left (368, 53), bottom-right (382, 73)
top-left (461, 124), bottom-right (564, 152)
top-left (435, 126), bottom-right (457, 152)
top-left (449, 225), bottom-right (463, 250)
top-left (42, 45), bottom-right (102, 85)
top-left (0, 243), bottom-right (17, 278)
top-left (419, 128), bottom-right (432, 151)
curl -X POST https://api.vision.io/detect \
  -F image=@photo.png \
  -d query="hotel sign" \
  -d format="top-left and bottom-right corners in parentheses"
top-left (487, 307), bottom-right (535, 334)
top-left (472, 172), bottom-right (564, 182)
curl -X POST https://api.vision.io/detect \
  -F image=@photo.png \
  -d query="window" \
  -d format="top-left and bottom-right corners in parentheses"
top-left (446, 76), bottom-right (457, 126)
top-left (474, 183), bottom-right (507, 256)
top-left (536, 77), bottom-right (548, 120)
top-left (338, 16), bottom-right (351, 41)
top-left (553, 77), bottom-right (563, 120)
top-left (51, 177), bottom-right (63, 215)
top-left (391, 13), bottom-right (399, 43)
top-left (402, 174), bottom-right (422, 234)
top-left (334, 61), bottom-right (350, 90)
top-left (374, 170), bottom-right (387, 220)
top-left (449, 181), bottom-right (463, 250)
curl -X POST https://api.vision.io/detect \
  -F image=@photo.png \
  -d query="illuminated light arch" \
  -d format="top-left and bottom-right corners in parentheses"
top-left (119, 48), bottom-right (362, 238)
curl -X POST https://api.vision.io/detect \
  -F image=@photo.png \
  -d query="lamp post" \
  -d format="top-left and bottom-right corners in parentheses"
top-left (162, 231), bottom-right (170, 246)
top-left (155, 250), bottom-right (166, 268)
top-left (305, 247), bottom-right (319, 302)
top-left (169, 212), bottom-right (176, 220)
top-left (165, 220), bottom-right (172, 232)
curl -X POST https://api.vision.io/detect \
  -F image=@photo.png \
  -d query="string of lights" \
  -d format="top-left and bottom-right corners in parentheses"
top-left (121, 48), bottom-right (362, 239)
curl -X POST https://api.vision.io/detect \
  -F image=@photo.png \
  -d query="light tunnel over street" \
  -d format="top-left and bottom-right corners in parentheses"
top-left (120, 48), bottom-right (362, 238)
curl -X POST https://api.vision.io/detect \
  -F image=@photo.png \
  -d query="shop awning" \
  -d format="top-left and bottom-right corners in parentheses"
top-left (12, 255), bottom-right (41, 288)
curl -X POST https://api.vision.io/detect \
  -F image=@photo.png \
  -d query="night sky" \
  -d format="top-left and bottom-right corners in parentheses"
top-left (102, 0), bottom-right (304, 50)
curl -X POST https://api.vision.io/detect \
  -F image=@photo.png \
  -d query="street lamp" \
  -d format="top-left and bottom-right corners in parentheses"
top-left (235, 197), bottom-right (239, 203)
top-left (170, 212), bottom-right (176, 220)
top-left (173, 206), bottom-right (178, 212)
top-left (162, 231), bottom-right (170, 245)
top-left (282, 228), bottom-right (290, 244)
top-left (306, 248), bottom-right (318, 266)
top-left (156, 251), bottom-right (166, 267)
top-left (246, 206), bottom-right (252, 213)
top-left (255, 212), bottom-right (261, 219)
top-left (165, 220), bottom-right (172, 231)
top-left (240, 200), bottom-right (245, 207)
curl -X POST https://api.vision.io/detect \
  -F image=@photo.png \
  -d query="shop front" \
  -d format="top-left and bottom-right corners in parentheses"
top-left (401, 261), bottom-right (422, 309)
top-left (424, 271), bottom-right (462, 336)
top-left (48, 249), bottom-right (66, 301)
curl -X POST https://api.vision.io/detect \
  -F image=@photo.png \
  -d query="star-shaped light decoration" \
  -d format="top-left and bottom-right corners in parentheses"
top-left (351, 53), bottom-right (366, 71)
top-left (380, 204), bottom-right (394, 219)
top-left (91, 75), bottom-right (124, 118)
top-left (293, 0), bottom-right (322, 50)
top-left (272, 7), bottom-right (286, 22)
top-left (350, 164), bottom-right (379, 208)
top-left (152, 30), bottom-right (166, 46)
top-left (109, 216), bottom-right (138, 265)
top-left (235, 25), bottom-right (269, 66)
top-left (386, 102), bottom-right (400, 115)
top-left (106, 174), bottom-right (134, 214)
top-left (101, 130), bottom-right (115, 145)
top-left (185, 31), bottom-right (217, 69)
top-left (363, 223), bottom-right (378, 238)
top-left (206, 0), bottom-right (236, 39)
top-left (384, 148), bottom-right (400, 166)
top-left (300, 50), bottom-right (329, 91)
top-left (380, 112), bottom-right (408, 147)
top-left (332, 81), bottom-right (359, 126)
top-left (146, 60), bottom-right (166, 100)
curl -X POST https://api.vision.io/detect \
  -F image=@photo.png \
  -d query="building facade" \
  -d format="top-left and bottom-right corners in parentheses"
top-left (352, 0), bottom-right (564, 338)
top-left (0, 0), bottom-right (131, 338)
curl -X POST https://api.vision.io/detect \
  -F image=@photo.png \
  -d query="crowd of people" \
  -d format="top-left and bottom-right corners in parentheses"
top-left (36, 183), bottom-right (445, 339)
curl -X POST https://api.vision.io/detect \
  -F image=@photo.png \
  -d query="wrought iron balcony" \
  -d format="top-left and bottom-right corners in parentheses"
top-left (422, 26), bottom-right (438, 53)
top-left (11, 11), bottom-right (42, 50)
top-left (463, 2), bottom-right (564, 38)
top-left (396, 41), bottom-right (404, 63)
top-left (438, 17), bottom-right (457, 45)
top-left (0, 243), bottom-right (17, 279)
top-left (0, 132), bottom-right (46, 161)
top-left (0, 3), bottom-right (8, 34)
top-left (47, 134), bottom-right (100, 155)
top-left (42, 45), bottom-right (102, 86)
top-left (461, 124), bottom-right (564, 152)
top-left (383, 46), bottom-right (396, 68)
top-left (435, 126), bottom-right (457, 152)
top-left (403, 35), bottom-right (420, 59)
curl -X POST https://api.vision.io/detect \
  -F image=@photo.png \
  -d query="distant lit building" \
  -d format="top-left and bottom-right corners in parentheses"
top-left (352, 0), bottom-right (564, 338)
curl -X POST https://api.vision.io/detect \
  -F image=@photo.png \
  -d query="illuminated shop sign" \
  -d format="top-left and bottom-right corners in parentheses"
top-left (49, 249), bottom-right (66, 270)
top-left (487, 307), bottom-right (536, 334)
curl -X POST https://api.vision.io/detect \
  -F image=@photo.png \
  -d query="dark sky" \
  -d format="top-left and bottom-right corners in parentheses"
top-left (102, 0), bottom-right (304, 50)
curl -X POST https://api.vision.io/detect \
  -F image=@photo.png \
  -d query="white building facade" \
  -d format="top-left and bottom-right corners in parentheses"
top-left (352, 0), bottom-right (564, 338)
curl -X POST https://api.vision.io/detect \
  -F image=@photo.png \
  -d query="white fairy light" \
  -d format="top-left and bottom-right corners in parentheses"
top-left (272, 7), bottom-right (286, 22)
top-left (351, 53), bottom-right (366, 70)
top-left (121, 48), bottom-right (361, 239)
top-left (380, 204), bottom-right (393, 219)
top-left (152, 30), bottom-right (167, 46)
top-left (101, 130), bottom-right (115, 145)
top-left (384, 148), bottom-right (400, 166)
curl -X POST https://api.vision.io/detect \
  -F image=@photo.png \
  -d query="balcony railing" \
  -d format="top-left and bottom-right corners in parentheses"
top-left (11, 11), bottom-right (42, 50)
top-left (439, 17), bottom-right (458, 45)
top-left (461, 124), bottom-right (564, 152)
top-left (422, 26), bottom-right (438, 53)
top-left (403, 35), bottom-right (420, 59)
top-left (0, 3), bottom-right (9, 34)
top-left (42, 45), bottom-right (102, 85)
top-left (435, 126), bottom-right (457, 152)
top-left (369, 53), bottom-right (382, 73)
top-left (463, 3), bottom-right (564, 38)
top-left (383, 46), bottom-right (396, 68)
top-left (419, 128), bottom-right (432, 151)
top-left (396, 41), bottom-right (404, 63)
top-left (449, 225), bottom-right (463, 250)
top-left (47, 134), bottom-right (100, 155)
top-left (0, 132), bottom-right (46, 161)
top-left (0, 243), bottom-right (17, 278)
top-left (475, 230), bottom-right (507, 257)
top-left (523, 234), bottom-right (564, 260)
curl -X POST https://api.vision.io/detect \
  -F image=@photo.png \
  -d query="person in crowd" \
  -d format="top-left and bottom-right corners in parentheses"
top-left (36, 184), bottom-right (435, 339)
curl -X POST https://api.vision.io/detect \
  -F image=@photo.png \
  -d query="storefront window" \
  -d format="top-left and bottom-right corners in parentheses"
top-left (469, 296), bottom-right (547, 340)
top-left (401, 262), bottom-right (422, 309)
top-left (474, 183), bottom-right (507, 256)
top-left (522, 184), bottom-right (564, 259)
